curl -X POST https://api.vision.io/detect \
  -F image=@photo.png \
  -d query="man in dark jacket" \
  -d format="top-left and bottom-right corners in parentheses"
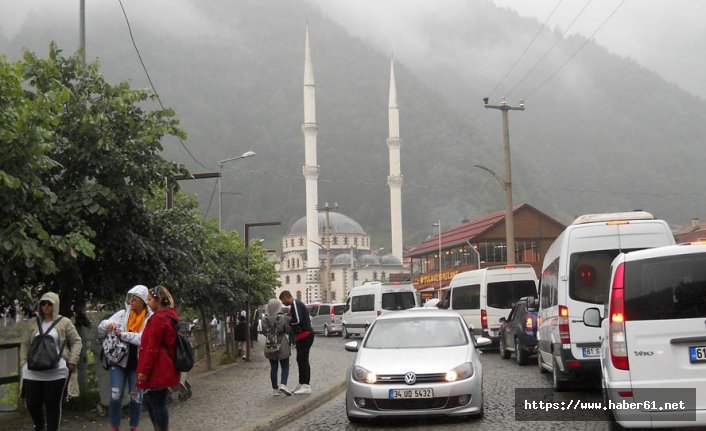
top-left (279, 290), bottom-right (313, 394)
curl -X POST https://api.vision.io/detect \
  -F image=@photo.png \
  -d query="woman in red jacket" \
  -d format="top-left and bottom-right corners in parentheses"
top-left (137, 285), bottom-right (180, 431)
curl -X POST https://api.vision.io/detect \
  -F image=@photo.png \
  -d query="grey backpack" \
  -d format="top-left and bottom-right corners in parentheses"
top-left (264, 316), bottom-right (283, 354)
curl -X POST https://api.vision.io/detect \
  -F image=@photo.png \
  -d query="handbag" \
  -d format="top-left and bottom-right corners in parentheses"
top-left (101, 331), bottom-right (128, 368)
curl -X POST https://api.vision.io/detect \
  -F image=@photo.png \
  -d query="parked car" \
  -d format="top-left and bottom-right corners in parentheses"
top-left (498, 296), bottom-right (538, 365)
top-left (583, 242), bottom-right (706, 428)
top-left (342, 281), bottom-right (417, 338)
top-left (343, 308), bottom-right (491, 423)
top-left (537, 211), bottom-right (675, 391)
top-left (310, 303), bottom-right (346, 337)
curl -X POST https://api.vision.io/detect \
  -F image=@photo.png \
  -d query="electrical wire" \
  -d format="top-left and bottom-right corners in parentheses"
top-left (506, 0), bottom-right (593, 98)
top-left (117, 0), bottom-right (209, 171)
top-left (488, 0), bottom-right (565, 99)
top-left (526, 0), bottom-right (627, 98)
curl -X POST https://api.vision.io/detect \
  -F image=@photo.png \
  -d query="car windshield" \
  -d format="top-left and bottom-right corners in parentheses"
top-left (364, 316), bottom-right (468, 349)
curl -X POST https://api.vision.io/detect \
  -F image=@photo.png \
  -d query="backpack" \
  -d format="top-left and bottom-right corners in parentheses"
top-left (101, 331), bottom-right (128, 369)
top-left (171, 319), bottom-right (194, 372)
top-left (264, 316), bottom-right (283, 354)
top-left (27, 316), bottom-right (64, 371)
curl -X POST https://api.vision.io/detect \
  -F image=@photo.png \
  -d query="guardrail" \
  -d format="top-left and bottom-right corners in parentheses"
top-left (0, 342), bottom-right (21, 412)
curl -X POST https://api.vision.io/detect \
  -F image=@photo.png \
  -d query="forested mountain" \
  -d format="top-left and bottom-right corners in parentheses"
top-left (4, 0), bottom-right (706, 249)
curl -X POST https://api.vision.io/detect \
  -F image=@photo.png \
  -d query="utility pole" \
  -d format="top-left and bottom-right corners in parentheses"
top-left (483, 97), bottom-right (524, 265)
top-left (166, 172), bottom-right (220, 209)
top-left (79, 0), bottom-right (85, 65)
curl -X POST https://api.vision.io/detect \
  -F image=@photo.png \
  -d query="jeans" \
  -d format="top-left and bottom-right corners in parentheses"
top-left (109, 365), bottom-right (141, 428)
top-left (143, 388), bottom-right (170, 431)
top-left (295, 332), bottom-right (314, 384)
top-left (269, 358), bottom-right (290, 389)
top-left (22, 378), bottom-right (67, 431)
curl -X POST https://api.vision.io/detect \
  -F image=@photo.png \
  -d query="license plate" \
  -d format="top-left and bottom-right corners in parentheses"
top-left (689, 346), bottom-right (706, 363)
top-left (582, 347), bottom-right (600, 358)
top-left (389, 388), bottom-right (434, 399)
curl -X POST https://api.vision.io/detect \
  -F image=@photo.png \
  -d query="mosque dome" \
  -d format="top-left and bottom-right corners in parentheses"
top-left (358, 254), bottom-right (381, 266)
top-left (381, 254), bottom-right (402, 266)
top-left (333, 253), bottom-right (357, 266)
top-left (288, 212), bottom-right (366, 236)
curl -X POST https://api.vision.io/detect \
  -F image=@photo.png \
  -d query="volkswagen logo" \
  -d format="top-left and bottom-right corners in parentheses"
top-left (404, 372), bottom-right (417, 385)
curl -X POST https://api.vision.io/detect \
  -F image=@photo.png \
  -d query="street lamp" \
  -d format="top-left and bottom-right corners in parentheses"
top-left (466, 240), bottom-right (481, 269)
top-left (244, 221), bottom-right (281, 362)
top-left (431, 220), bottom-right (441, 290)
top-left (218, 151), bottom-right (256, 231)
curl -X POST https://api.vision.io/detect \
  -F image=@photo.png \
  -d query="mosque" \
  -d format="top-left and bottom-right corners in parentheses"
top-left (276, 28), bottom-right (405, 304)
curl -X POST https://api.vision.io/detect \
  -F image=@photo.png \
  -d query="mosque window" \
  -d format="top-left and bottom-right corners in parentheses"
top-left (285, 275), bottom-right (290, 284)
top-left (290, 238), bottom-right (295, 247)
top-left (287, 259), bottom-right (291, 269)
top-left (373, 271), bottom-right (378, 281)
top-left (381, 271), bottom-right (386, 281)
top-left (330, 272), bottom-right (335, 281)
top-left (297, 258), bottom-right (301, 268)
top-left (331, 291), bottom-right (336, 301)
top-left (353, 237), bottom-right (358, 246)
top-left (296, 291), bottom-right (302, 301)
top-left (353, 271), bottom-right (358, 281)
top-left (296, 274), bottom-right (301, 284)
top-left (332, 236), bottom-right (338, 245)
top-left (299, 237), bottom-right (304, 246)
top-left (344, 237), bottom-right (349, 245)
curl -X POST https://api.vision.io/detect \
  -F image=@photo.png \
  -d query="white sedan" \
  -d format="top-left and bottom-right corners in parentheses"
top-left (344, 308), bottom-right (491, 423)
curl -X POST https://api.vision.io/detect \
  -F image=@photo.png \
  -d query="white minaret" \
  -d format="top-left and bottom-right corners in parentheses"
top-left (387, 59), bottom-right (404, 262)
top-left (303, 27), bottom-right (321, 303)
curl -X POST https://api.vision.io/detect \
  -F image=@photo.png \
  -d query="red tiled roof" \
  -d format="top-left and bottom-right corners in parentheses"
top-left (405, 204), bottom-right (525, 258)
top-left (675, 225), bottom-right (706, 243)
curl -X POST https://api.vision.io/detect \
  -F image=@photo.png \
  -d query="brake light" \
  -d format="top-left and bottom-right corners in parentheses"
top-left (559, 305), bottom-right (570, 344)
top-left (609, 263), bottom-right (629, 370)
top-left (525, 316), bottom-right (534, 332)
top-left (481, 309), bottom-right (488, 332)
top-left (331, 308), bottom-right (335, 322)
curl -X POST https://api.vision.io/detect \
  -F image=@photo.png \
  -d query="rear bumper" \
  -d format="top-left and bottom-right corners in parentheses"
top-left (554, 345), bottom-right (601, 381)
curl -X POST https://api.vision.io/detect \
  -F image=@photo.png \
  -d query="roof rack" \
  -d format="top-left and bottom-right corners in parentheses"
top-left (571, 211), bottom-right (654, 225)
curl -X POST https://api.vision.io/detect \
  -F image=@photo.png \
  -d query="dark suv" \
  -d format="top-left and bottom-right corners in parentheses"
top-left (498, 296), bottom-right (538, 365)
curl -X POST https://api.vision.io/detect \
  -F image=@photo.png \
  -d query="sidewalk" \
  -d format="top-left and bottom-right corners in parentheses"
top-left (171, 337), bottom-right (352, 431)
top-left (1, 336), bottom-right (353, 431)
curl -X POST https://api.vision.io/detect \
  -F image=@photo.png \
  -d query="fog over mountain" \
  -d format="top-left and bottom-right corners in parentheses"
top-left (2, 0), bottom-right (706, 249)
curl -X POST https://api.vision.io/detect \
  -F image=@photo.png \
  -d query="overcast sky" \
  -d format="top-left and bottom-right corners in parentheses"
top-left (3, 0), bottom-right (706, 99)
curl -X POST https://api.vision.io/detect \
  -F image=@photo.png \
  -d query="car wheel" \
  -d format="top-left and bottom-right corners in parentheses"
top-left (552, 356), bottom-right (570, 392)
top-left (515, 337), bottom-right (528, 365)
top-left (343, 325), bottom-right (351, 339)
top-left (499, 336), bottom-right (510, 359)
top-left (324, 325), bottom-right (330, 337)
top-left (537, 350), bottom-right (549, 374)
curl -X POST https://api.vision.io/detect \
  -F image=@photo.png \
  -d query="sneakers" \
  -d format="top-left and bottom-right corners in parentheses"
top-left (272, 389), bottom-right (284, 396)
top-left (293, 384), bottom-right (311, 395)
top-left (279, 384), bottom-right (293, 396)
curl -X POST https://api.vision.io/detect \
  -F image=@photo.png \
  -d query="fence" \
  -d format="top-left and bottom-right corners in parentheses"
top-left (0, 342), bottom-right (20, 412)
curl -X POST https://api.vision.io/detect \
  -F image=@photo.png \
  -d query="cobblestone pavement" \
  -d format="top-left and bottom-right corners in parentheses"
top-left (287, 350), bottom-right (622, 431)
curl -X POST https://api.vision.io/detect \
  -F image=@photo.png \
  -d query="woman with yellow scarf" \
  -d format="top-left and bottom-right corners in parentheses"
top-left (98, 285), bottom-right (153, 431)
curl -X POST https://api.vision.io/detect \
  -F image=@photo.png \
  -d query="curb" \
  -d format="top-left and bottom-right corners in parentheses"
top-left (247, 380), bottom-right (347, 431)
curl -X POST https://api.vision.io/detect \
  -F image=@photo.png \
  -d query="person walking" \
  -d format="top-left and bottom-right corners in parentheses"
top-left (262, 299), bottom-right (293, 396)
top-left (233, 312), bottom-right (246, 359)
top-left (137, 285), bottom-right (180, 431)
top-left (278, 290), bottom-right (313, 395)
top-left (20, 292), bottom-right (83, 431)
top-left (98, 285), bottom-right (152, 431)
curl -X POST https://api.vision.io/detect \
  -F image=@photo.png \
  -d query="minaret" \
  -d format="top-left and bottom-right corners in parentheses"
top-left (387, 59), bottom-right (404, 262)
top-left (303, 27), bottom-right (321, 303)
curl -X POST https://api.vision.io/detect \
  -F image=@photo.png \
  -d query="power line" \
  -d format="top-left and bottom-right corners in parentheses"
top-left (526, 0), bottom-right (627, 98)
top-left (116, 0), bottom-right (209, 171)
top-left (506, 0), bottom-right (593, 98)
top-left (488, 0), bottom-right (565, 99)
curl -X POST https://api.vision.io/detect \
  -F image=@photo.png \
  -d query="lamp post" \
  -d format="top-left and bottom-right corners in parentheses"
top-left (432, 220), bottom-right (442, 290)
top-left (243, 221), bottom-right (280, 362)
top-left (219, 151), bottom-right (256, 231)
top-left (466, 240), bottom-right (481, 269)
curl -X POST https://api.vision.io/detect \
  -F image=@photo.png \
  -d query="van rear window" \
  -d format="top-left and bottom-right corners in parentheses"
top-left (569, 250), bottom-right (625, 304)
top-left (333, 305), bottom-right (345, 315)
top-left (625, 252), bottom-right (706, 321)
top-left (487, 281), bottom-right (537, 309)
top-left (381, 292), bottom-right (416, 311)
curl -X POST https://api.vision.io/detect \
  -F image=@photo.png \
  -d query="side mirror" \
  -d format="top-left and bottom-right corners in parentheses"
top-left (583, 307), bottom-right (602, 328)
top-left (499, 317), bottom-right (506, 323)
top-left (527, 296), bottom-right (538, 312)
top-left (344, 341), bottom-right (359, 352)
top-left (475, 336), bottom-right (492, 348)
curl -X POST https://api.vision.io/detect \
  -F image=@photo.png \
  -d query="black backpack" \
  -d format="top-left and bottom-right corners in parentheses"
top-left (264, 316), bottom-right (283, 354)
top-left (171, 319), bottom-right (194, 372)
top-left (27, 316), bottom-right (64, 371)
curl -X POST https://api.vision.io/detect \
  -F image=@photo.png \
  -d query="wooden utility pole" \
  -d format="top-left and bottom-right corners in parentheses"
top-left (483, 97), bottom-right (524, 264)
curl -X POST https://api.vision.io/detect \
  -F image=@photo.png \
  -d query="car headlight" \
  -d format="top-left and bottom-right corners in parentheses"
top-left (445, 362), bottom-right (474, 382)
top-left (352, 365), bottom-right (377, 384)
